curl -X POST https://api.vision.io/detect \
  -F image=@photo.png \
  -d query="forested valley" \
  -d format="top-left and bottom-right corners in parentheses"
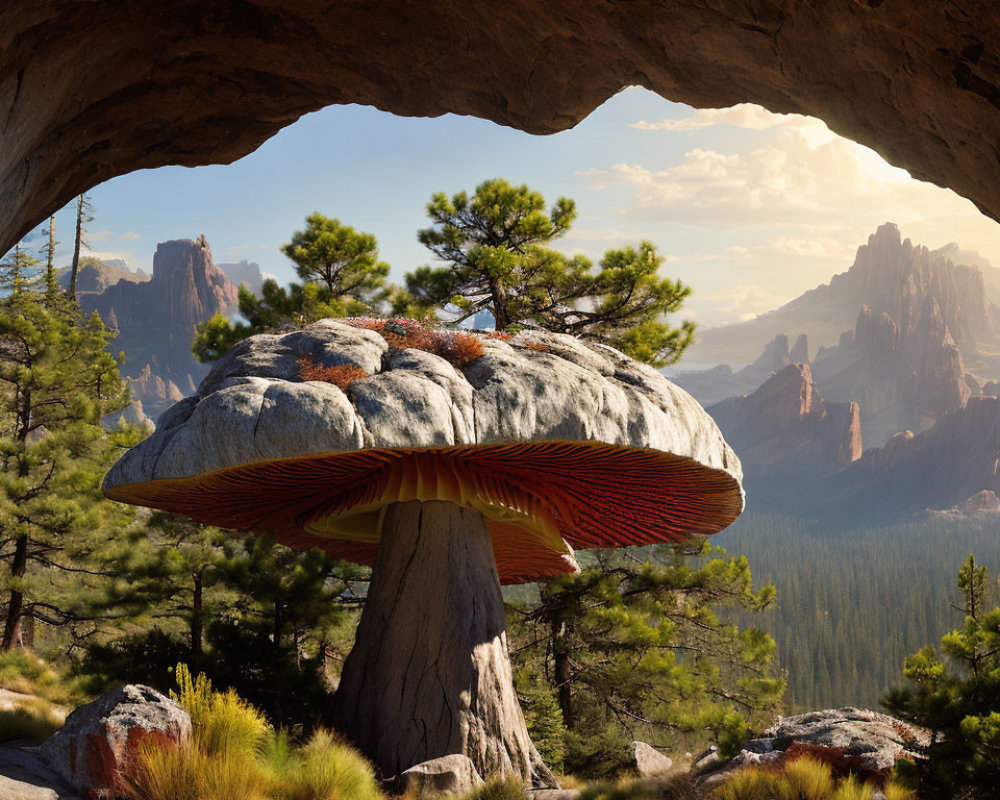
top-left (718, 512), bottom-right (1000, 710)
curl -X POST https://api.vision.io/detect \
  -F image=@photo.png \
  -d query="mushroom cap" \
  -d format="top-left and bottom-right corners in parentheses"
top-left (103, 320), bottom-right (743, 584)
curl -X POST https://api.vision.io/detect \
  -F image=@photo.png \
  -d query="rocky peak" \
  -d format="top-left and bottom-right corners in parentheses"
top-left (218, 259), bottom-right (266, 295)
top-left (831, 222), bottom-right (992, 349)
top-left (853, 304), bottom-right (899, 354)
top-left (708, 363), bottom-right (861, 502)
top-left (149, 238), bottom-right (237, 330)
top-left (788, 334), bottom-right (809, 364)
top-left (79, 236), bottom-right (238, 422)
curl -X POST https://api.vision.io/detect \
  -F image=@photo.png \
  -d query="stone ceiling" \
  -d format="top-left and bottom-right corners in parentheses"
top-left (2, 1), bottom-right (999, 255)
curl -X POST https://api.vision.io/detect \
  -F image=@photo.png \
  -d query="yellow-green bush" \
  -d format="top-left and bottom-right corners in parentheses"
top-left (710, 757), bottom-right (914, 800)
top-left (123, 742), bottom-right (270, 800)
top-left (783, 757), bottom-right (836, 800)
top-left (272, 728), bottom-right (383, 800)
top-left (125, 665), bottom-right (384, 800)
top-left (171, 663), bottom-right (269, 758)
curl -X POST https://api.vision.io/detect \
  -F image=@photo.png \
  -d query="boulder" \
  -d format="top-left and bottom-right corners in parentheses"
top-left (630, 741), bottom-right (673, 778)
top-left (702, 707), bottom-right (928, 787)
top-left (396, 754), bottom-right (485, 797)
top-left (40, 685), bottom-right (191, 798)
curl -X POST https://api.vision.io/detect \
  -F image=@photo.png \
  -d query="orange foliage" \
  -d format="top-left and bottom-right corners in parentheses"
top-left (521, 341), bottom-right (550, 352)
top-left (344, 318), bottom-right (484, 368)
top-left (779, 742), bottom-right (886, 788)
top-left (487, 331), bottom-right (511, 341)
top-left (297, 358), bottom-right (369, 391)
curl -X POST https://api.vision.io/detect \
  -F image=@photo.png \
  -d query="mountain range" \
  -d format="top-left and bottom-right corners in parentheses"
top-left (74, 224), bottom-right (1000, 523)
top-left (671, 223), bottom-right (1000, 520)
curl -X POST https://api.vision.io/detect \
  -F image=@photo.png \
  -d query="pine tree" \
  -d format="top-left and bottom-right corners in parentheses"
top-left (192, 215), bottom-right (391, 361)
top-left (404, 178), bottom-right (695, 365)
top-left (69, 193), bottom-right (94, 300)
top-left (104, 512), bottom-right (236, 660)
top-left (38, 216), bottom-right (59, 301)
top-left (884, 554), bottom-right (1000, 798)
top-left (0, 243), bottom-right (41, 295)
top-left (508, 539), bottom-right (784, 775)
top-left (0, 290), bottom-right (130, 649)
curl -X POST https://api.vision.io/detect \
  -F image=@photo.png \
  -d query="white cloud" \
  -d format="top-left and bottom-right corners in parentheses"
top-left (87, 229), bottom-right (114, 243)
top-left (119, 231), bottom-right (142, 241)
top-left (585, 127), bottom-right (924, 229)
top-left (702, 283), bottom-right (790, 323)
top-left (768, 235), bottom-right (856, 260)
top-left (630, 103), bottom-right (837, 146)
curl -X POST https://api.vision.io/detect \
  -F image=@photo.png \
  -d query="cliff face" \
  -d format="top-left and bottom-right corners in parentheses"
top-left (819, 397), bottom-right (1000, 522)
top-left (82, 237), bottom-right (237, 419)
top-left (813, 296), bottom-right (970, 447)
top-left (826, 223), bottom-right (992, 350)
top-left (708, 363), bottom-right (861, 504)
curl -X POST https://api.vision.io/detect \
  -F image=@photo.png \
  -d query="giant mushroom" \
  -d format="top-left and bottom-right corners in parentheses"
top-left (102, 318), bottom-right (744, 786)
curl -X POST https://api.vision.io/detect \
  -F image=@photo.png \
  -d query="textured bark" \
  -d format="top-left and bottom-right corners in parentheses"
top-left (1, 535), bottom-right (28, 651)
top-left (3, 1), bottom-right (1000, 256)
top-left (332, 500), bottom-right (556, 787)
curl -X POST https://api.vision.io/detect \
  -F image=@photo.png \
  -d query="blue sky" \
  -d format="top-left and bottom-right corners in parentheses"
top-left (28, 87), bottom-right (1000, 335)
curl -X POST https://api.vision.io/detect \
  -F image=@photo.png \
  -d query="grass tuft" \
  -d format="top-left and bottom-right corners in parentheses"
top-left (783, 757), bottom-right (836, 800)
top-left (128, 665), bottom-right (384, 800)
top-left (458, 777), bottom-right (529, 800)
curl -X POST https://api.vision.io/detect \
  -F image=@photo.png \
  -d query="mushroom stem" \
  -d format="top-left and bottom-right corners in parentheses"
top-left (331, 499), bottom-right (556, 787)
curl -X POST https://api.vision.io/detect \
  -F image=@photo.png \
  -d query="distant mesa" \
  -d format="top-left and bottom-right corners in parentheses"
top-left (708, 363), bottom-right (861, 507)
top-left (217, 259), bottom-right (265, 296)
top-left (818, 397), bottom-right (1000, 523)
top-left (671, 333), bottom-right (810, 407)
top-left (78, 237), bottom-right (238, 423)
top-left (59, 255), bottom-right (149, 296)
top-left (920, 489), bottom-right (1000, 520)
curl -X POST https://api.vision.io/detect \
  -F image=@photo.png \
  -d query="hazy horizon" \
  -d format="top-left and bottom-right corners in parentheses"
top-left (15, 86), bottom-right (1000, 330)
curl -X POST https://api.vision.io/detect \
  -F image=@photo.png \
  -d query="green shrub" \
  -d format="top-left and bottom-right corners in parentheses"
top-left (76, 629), bottom-right (192, 697)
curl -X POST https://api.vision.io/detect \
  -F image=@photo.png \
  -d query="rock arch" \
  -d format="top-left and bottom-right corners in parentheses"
top-left (2, 1), bottom-right (999, 254)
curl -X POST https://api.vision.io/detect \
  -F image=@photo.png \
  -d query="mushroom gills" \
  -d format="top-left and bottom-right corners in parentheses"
top-left (304, 449), bottom-right (570, 556)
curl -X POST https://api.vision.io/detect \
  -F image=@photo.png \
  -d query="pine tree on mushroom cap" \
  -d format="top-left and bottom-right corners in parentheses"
top-left (403, 178), bottom-right (694, 366)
